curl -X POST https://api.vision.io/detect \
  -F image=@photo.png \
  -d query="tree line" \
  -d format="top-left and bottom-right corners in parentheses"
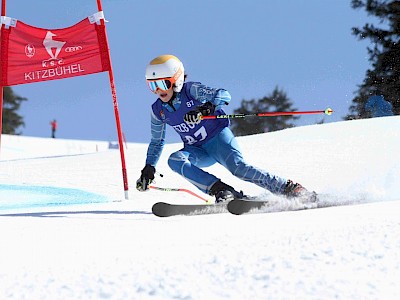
top-left (230, 0), bottom-right (399, 136)
top-left (2, 0), bottom-right (399, 136)
top-left (346, 0), bottom-right (399, 119)
top-left (2, 87), bottom-right (26, 135)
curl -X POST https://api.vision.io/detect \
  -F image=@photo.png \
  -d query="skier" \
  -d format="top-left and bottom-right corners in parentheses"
top-left (136, 54), bottom-right (316, 203)
top-left (50, 119), bottom-right (57, 138)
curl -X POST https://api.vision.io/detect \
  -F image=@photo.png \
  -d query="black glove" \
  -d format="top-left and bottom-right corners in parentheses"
top-left (184, 102), bottom-right (215, 125)
top-left (136, 164), bottom-right (156, 191)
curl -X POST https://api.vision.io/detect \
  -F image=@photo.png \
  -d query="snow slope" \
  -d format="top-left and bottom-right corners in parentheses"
top-left (0, 117), bottom-right (399, 299)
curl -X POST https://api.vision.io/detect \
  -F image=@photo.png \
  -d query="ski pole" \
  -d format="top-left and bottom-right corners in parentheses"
top-left (149, 185), bottom-right (211, 203)
top-left (201, 107), bottom-right (333, 120)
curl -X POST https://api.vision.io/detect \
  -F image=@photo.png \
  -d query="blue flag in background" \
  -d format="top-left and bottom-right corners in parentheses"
top-left (365, 95), bottom-right (394, 117)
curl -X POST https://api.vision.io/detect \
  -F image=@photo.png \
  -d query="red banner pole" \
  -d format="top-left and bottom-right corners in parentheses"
top-left (0, 0), bottom-right (6, 151)
top-left (96, 0), bottom-right (129, 199)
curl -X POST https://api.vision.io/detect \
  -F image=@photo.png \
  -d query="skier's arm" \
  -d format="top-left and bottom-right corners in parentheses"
top-left (184, 83), bottom-right (232, 125)
top-left (189, 83), bottom-right (231, 110)
top-left (136, 111), bottom-right (165, 192)
top-left (145, 110), bottom-right (166, 167)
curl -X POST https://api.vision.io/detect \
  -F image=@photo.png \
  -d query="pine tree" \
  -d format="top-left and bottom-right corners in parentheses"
top-left (230, 86), bottom-right (299, 136)
top-left (346, 0), bottom-right (400, 119)
top-left (2, 87), bottom-right (27, 134)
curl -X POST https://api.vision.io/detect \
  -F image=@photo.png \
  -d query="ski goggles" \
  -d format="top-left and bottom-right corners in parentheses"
top-left (146, 68), bottom-right (183, 93)
top-left (147, 78), bottom-right (174, 93)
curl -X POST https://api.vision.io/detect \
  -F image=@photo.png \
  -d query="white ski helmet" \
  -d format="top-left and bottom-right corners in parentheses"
top-left (145, 54), bottom-right (185, 93)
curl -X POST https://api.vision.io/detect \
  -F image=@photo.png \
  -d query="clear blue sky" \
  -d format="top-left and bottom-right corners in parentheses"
top-left (4, 0), bottom-right (372, 143)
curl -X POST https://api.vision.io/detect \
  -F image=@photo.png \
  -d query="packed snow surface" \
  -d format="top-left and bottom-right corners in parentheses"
top-left (1, 117), bottom-right (399, 299)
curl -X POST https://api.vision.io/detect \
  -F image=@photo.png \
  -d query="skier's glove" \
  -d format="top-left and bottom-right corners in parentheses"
top-left (183, 102), bottom-right (215, 125)
top-left (136, 164), bottom-right (156, 191)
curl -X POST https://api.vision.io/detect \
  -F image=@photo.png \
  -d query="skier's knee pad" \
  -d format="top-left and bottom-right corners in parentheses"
top-left (168, 151), bottom-right (189, 173)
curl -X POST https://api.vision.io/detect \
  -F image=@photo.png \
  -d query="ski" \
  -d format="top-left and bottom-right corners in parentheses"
top-left (227, 196), bottom-right (319, 215)
top-left (227, 199), bottom-right (270, 215)
top-left (152, 202), bottom-right (228, 217)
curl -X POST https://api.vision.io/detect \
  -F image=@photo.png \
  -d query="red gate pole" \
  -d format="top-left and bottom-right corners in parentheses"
top-left (0, 0), bottom-right (6, 152)
top-left (96, 0), bottom-right (129, 199)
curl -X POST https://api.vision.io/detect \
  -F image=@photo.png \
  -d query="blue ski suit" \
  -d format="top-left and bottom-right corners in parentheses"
top-left (145, 81), bottom-right (287, 195)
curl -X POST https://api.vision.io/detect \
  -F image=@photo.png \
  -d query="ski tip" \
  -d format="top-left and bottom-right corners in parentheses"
top-left (151, 202), bottom-right (170, 217)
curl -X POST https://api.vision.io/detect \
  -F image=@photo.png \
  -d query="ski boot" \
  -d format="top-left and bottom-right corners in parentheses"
top-left (282, 180), bottom-right (318, 203)
top-left (209, 180), bottom-right (246, 203)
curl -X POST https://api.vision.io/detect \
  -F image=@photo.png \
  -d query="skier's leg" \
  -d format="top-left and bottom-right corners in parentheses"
top-left (204, 127), bottom-right (287, 194)
top-left (168, 146), bottom-right (220, 194)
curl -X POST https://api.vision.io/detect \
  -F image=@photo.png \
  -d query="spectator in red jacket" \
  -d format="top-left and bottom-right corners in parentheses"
top-left (50, 119), bottom-right (57, 138)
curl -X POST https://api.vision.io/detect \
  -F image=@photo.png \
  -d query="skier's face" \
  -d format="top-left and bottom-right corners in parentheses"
top-left (156, 87), bottom-right (174, 102)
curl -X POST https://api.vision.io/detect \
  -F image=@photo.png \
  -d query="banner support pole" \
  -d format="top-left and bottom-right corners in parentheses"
top-left (0, 0), bottom-right (6, 153)
top-left (96, 0), bottom-right (129, 200)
